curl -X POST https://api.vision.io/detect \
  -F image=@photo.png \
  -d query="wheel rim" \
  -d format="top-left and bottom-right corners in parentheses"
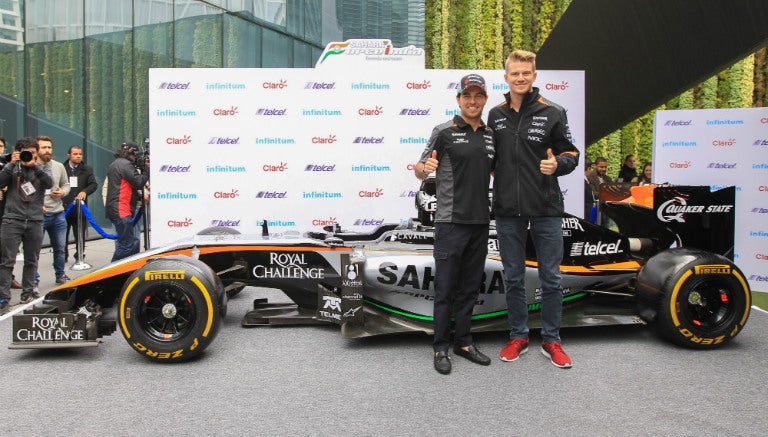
top-left (137, 284), bottom-right (197, 342)
top-left (680, 278), bottom-right (736, 330)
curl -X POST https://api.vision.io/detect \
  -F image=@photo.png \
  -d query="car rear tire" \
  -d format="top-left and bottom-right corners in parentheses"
top-left (636, 248), bottom-right (751, 349)
top-left (118, 256), bottom-right (224, 362)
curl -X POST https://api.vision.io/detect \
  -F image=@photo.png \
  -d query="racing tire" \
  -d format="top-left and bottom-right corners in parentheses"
top-left (197, 226), bottom-right (241, 236)
top-left (118, 256), bottom-right (225, 362)
top-left (636, 248), bottom-right (751, 349)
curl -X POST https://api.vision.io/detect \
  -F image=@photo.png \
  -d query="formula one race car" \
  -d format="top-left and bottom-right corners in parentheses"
top-left (9, 184), bottom-right (751, 362)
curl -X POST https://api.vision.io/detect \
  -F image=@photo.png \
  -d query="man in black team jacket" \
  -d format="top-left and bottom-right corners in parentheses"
top-left (415, 74), bottom-right (495, 374)
top-left (105, 142), bottom-right (148, 262)
top-left (62, 145), bottom-right (98, 262)
top-left (489, 50), bottom-right (579, 369)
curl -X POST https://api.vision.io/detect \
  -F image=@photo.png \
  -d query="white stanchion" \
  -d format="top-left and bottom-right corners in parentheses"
top-left (70, 199), bottom-right (92, 271)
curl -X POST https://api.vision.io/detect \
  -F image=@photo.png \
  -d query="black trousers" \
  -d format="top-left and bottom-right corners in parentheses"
top-left (432, 222), bottom-right (489, 352)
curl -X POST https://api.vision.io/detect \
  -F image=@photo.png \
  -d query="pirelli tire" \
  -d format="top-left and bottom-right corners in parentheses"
top-left (636, 248), bottom-right (751, 349)
top-left (118, 256), bottom-right (226, 362)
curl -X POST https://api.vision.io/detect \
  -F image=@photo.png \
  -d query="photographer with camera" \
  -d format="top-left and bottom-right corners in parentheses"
top-left (0, 137), bottom-right (54, 312)
top-left (0, 137), bottom-right (23, 290)
top-left (105, 141), bottom-right (148, 262)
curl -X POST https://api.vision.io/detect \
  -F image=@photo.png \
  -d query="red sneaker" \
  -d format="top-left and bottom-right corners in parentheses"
top-left (541, 341), bottom-right (573, 368)
top-left (499, 338), bottom-right (529, 362)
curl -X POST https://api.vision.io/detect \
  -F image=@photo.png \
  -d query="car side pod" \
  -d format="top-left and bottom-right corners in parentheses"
top-left (635, 247), bottom-right (751, 349)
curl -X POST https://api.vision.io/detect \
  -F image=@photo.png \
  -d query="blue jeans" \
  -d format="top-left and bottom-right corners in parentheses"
top-left (43, 211), bottom-right (67, 278)
top-left (496, 216), bottom-right (564, 343)
top-left (111, 216), bottom-right (140, 262)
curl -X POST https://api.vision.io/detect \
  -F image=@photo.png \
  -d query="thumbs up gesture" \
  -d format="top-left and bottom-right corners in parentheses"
top-left (423, 150), bottom-right (439, 176)
top-left (540, 148), bottom-right (558, 175)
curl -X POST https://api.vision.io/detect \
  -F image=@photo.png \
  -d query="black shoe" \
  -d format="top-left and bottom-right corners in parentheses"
top-left (434, 350), bottom-right (451, 374)
top-left (20, 292), bottom-right (40, 304)
top-left (0, 299), bottom-right (9, 315)
top-left (454, 344), bottom-right (492, 366)
top-left (56, 274), bottom-right (71, 284)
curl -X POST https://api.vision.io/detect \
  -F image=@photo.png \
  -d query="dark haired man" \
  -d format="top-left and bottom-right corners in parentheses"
top-left (105, 142), bottom-right (148, 261)
top-left (37, 135), bottom-right (71, 284)
top-left (0, 137), bottom-right (53, 312)
top-left (62, 145), bottom-right (97, 262)
top-left (415, 73), bottom-right (495, 374)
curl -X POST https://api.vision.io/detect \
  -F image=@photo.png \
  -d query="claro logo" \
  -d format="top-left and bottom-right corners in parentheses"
top-left (312, 134), bottom-right (337, 144)
top-left (359, 188), bottom-right (384, 198)
top-left (669, 161), bottom-right (692, 169)
top-left (406, 80), bottom-right (431, 89)
top-left (213, 106), bottom-right (238, 116)
top-left (545, 81), bottom-right (569, 91)
top-left (213, 189), bottom-right (240, 199)
top-left (167, 217), bottom-right (193, 227)
top-left (166, 135), bottom-right (191, 144)
top-left (263, 80), bottom-right (287, 89)
top-left (358, 106), bottom-right (383, 116)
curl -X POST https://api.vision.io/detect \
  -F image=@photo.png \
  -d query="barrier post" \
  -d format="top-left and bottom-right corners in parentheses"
top-left (71, 199), bottom-right (92, 271)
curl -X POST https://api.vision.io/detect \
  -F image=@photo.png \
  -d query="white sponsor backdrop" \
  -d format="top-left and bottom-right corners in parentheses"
top-left (653, 107), bottom-right (768, 292)
top-left (148, 68), bottom-right (584, 247)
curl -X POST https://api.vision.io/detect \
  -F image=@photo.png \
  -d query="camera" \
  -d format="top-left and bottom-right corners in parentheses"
top-left (0, 150), bottom-right (34, 164)
top-left (19, 150), bottom-right (34, 163)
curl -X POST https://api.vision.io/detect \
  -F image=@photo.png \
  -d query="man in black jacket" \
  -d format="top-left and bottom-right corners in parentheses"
top-left (105, 142), bottom-right (148, 262)
top-left (0, 137), bottom-right (54, 312)
top-left (488, 50), bottom-right (579, 368)
top-left (62, 145), bottom-right (98, 262)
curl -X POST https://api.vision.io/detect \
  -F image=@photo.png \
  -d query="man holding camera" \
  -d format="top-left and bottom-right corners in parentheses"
top-left (37, 135), bottom-right (71, 284)
top-left (0, 137), bottom-right (53, 312)
top-left (105, 141), bottom-right (148, 262)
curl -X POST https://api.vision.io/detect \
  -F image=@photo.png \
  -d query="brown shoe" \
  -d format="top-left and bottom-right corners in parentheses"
top-left (11, 279), bottom-right (22, 289)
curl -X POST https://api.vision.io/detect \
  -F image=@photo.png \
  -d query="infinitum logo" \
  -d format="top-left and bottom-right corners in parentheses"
top-left (158, 192), bottom-right (197, 200)
top-left (303, 191), bottom-right (342, 199)
top-left (206, 165), bottom-right (246, 173)
top-left (159, 82), bottom-right (190, 90)
top-left (400, 137), bottom-right (427, 144)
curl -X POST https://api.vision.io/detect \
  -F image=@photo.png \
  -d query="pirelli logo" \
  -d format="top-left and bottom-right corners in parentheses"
top-left (694, 264), bottom-right (731, 275)
top-left (145, 270), bottom-right (186, 281)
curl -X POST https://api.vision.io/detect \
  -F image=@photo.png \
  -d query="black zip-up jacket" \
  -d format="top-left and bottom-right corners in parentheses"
top-left (0, 162), bottom-right (54, 222)
top-left (62, 159), bottom-right (98, 208)
top-left (488, 88), bottom-right (579, 217)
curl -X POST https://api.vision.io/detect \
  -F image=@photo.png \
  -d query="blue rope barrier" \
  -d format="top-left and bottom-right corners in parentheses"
top-left (66, 202), bottom-right (144, 240)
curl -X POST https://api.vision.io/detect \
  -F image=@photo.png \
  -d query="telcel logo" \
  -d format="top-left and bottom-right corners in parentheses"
top-left (214, 189), bottom-right (239, 199)
top-left (255, 191), bottom-right (287, 199)
top-left (665, 120), bottom-right (692, 126)
top-left (312, 134), bottom-right (337, 144)
top-left (305, 81), bottom-right (335, 89)
top-left (354, 218), bottom-right (384, 226)
top-left (400, 108), bottom-right (430, 116)
top-left (213, 106), bottom-right (238, 116)
top-left (166, 135), bottom-right (191, 144)
top-left (167, 217), bottom-right (193, 227)
top-left (305, 164), bottom-right (335, 172)
top-left (210, 219), bottom-right (240, 227)
top-left (256, 108), bottom-right (287, 116)
top-left (406, 80), bottom-right (431, 89)
top-left (353, 136), bottom-right (384, 144)
top-left (159, 165), bottom-right (191, 173)
top-left (209, 137), bottom-right (240, 144)
top-left (263, 80), bottom-right (287, 89)
top-left (359, 188), bottom-right (384, 198)
top-left (159, 82), bottom-right (190, 90)
top-left (545, 81), bottom-right (569, 91)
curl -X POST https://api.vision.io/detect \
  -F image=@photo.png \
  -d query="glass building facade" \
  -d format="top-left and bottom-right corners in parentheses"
top-left (0, 0), bottom-right (423, 226)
